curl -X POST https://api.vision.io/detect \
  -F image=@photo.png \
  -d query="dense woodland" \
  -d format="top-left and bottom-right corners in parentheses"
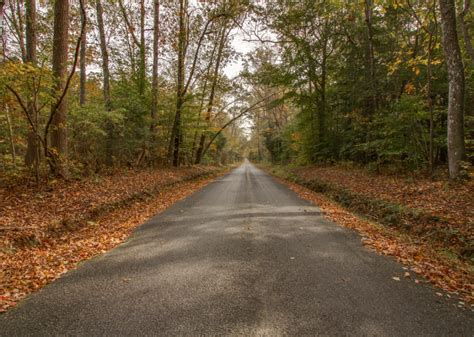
top-left (0, 0), bottom-right (472, 182)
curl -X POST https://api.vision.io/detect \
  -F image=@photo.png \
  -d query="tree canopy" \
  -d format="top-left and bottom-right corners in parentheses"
top-left (0, 0), bottom-right (472, 182)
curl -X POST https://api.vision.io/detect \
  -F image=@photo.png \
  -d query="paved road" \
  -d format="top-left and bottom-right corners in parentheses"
top-left (1, 161), bottom-right (473, 336)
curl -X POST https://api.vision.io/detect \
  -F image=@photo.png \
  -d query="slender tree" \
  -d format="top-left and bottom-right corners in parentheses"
top-left (438, 0), bottom-right (465, 179)
top-left (24, 0), bottom-right (38, 169)
top-left (363, 0), bottom-right (377, 115)
top-left (79, 0), bottom-right (87, 106)
top-left (50, 0), bottom-right (69, 175)
top-left (168, 0), bottom-right (186, 166)
top-left (96, 0), bottom-right (110, 109)
top-left (151, 0), bottom-right (160, 134)
top-left (195, 22), bottom-right (228, 164)
top-left (118, 0), bottom-right (146, 96)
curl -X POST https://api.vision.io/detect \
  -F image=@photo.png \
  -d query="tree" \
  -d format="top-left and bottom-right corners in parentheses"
top-left (439, 0), bottom-right (465, 179)
top-left (169, 0), bottom-right (186, 167)
top-left (151, 0), bottom-right (160, 134)
top-left (95, 0), bottom-right (110, 109)
top-left (195, 21), bottom-right (229, 164)
top-left (79, 0), bottom-right (87, 106)
top-left (24, 0), bottom-right (38, 169)
top-left (118, 0), bottom-right (146, 96)
top-left (50, 0), bottom-right (70, 175)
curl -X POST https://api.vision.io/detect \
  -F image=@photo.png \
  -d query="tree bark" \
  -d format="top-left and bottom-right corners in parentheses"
top-left (318, 37), bottom-right (327, 145)
top-left (7, 0), bottom-right (26, 61)
top-left (195, 23), bottom-right (228, 164)
top-left (96, 0), bottom-right (110, 109)
top-left (439, 0), bottom-right (465, 179)
top-left (24, 0), bottom-right (38, 168)
top-left (138, 0), bottom-right (146, 96)
top-left (168, 0), bottom-right (186, 166)
top-left (459, 0), bottom-right (474, 66)
top-left (50, 0), bottom-right (69, 176)
top-left (363, 0), bottom-right (377, 115)
top-left (151, 0), bottom-right (160, 134)
top-left (0, 1), bottom-right (6, 58)
top-left (79, 0), bottom-right (87, 106)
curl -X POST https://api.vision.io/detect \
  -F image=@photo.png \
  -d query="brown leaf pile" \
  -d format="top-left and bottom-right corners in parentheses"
top-left (0, 166), bottom-right (225, 313)
top-left (293, 165), bottom-right (473, 238)
top-left (275, 176), bottom-right (474, 307)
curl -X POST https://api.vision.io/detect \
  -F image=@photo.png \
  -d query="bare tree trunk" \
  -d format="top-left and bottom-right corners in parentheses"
top-left (439, 0), bottom-right (465, 180)
top-left (364, 0), bottom-right (377, 115)
top-left (318, 39), bottom-right (327, 145)
top-left (0, 1), bottom-right (6, 58)
top-left (195, 23), bottom-right (227, 164)
top-left (96, 0), bottom-right (110, 109)
top-left (168, 0), bottom-right (186, 167)
top-left (24, 0), bottom-right (38, 169)
top-left (50, 0), bottom-right (69, 176)
top-left (138, 0), bottom-right (146, 96)
top-left (191, 45), bottom-right (216, 162)
top-left (79, 0), bottom-right (87, 106)
top-left (427, 34), bottom-right (435, 175)
top-left (7, 0), bottom-right (26, 61)
top-left (151, 0), bottom-right (160, 134)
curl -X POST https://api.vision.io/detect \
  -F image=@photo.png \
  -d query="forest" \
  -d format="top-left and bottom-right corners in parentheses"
top-left (0, 0), bottom-right (473, 315)
top-left (0, 0), bottom-right (472, 182)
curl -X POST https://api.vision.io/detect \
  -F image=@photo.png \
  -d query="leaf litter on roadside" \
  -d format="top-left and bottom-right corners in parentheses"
top-left (0, 166), bottom-right (225, 313)
top-left (276, 176), bottom-right (474, 306)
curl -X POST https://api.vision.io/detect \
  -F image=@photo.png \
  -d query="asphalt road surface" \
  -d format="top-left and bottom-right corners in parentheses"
top-left (1, 160), bottom-right (473, 336)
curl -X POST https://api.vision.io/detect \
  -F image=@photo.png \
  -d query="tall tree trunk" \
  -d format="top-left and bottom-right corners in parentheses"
top-left (363, 0), bottom-right (377, 115)
top-left (0, 1), bottom-right (6, 58)
top-left (168, 0), bottom-right (186, 167)
top-left (138, 0), bottom-right (146, 96)
top-left (8, 0), bottom-right (26, 61)
top-left (195, 23), bottom-right (227, 164)
top-left (459, 0), bottom-right (474, 66)
top-left (151, 0), bottom-right (160, 134)
top-left (427, 34), bottom-right (435, 175)
top-left (96, 0), bottom-right (110, 109)
top-left (79, 0), bottom-right (87, 106)
top-left (439, 0), bottom-right (465, 180)
top-left (318, 39), bottom-right (327, 145)
top-left (96, 0), bottom-right (113, 166)
top-left (191, 44), bottom-right (217, 162)
top-left (50, 0), bottom-right (69, 176)
top-left (24, 0), bottom-right (38, 169)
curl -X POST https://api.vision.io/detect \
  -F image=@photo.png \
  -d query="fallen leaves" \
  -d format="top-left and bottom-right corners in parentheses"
top-left (0, 166), bottom-right (226, 313)
top-left (272, 174), bottom-right (474, 306)
top-left (292, 165), bottom-right (473, 243)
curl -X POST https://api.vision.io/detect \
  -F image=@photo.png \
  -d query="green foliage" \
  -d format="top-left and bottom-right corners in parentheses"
top-left (69, 104), bottom-right (126, 168)
top-left (247, 0), bottom-right (473, 175)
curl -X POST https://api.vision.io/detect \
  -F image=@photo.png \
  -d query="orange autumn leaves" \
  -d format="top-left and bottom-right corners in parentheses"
top-left (273, 170), bottom-right (473, 307)
top-left (1, 166), bottom-right (224, 313)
